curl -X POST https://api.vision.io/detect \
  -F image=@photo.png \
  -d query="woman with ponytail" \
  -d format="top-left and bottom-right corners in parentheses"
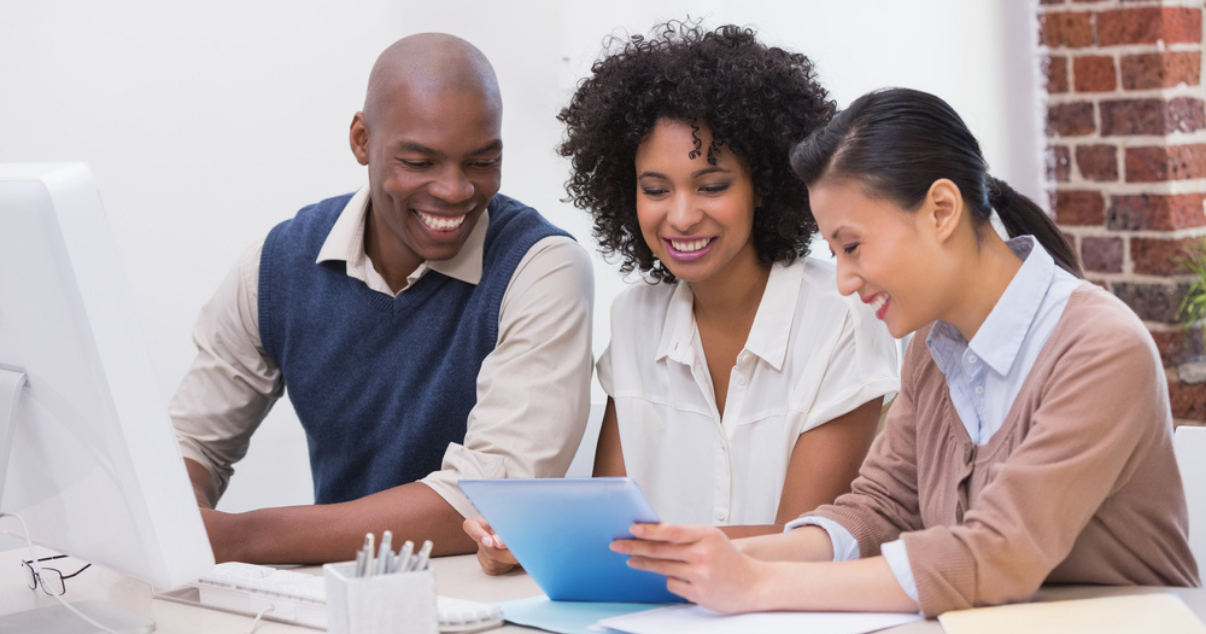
top-left (612, 88), bottom-right (1198, 617)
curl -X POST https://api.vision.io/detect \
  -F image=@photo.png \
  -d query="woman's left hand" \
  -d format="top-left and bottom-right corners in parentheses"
top-left (611, 523), bottom-right (767, 613)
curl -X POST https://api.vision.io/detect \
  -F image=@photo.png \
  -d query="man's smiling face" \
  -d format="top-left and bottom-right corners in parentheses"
top-left (351, 80), bottom-right (502, 281)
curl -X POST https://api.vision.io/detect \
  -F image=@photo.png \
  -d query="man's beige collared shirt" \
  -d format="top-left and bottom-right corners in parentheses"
top-left (172, 187), bottom-right (594, 517)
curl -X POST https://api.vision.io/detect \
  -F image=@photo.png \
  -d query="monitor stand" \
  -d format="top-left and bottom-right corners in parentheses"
top-left (0, 367), bottom-right (155, 634)
top-left (0, 364), bottom-right (25, 509)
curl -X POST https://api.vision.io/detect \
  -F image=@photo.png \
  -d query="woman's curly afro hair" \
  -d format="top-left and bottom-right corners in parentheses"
top-left (558, 20), bottom-right (836, 283)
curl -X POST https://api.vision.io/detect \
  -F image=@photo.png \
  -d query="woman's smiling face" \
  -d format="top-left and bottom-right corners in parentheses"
top-left (634, 119), bottom-right (760, 285)
top-left (809, 178), bottom-right (942, 338)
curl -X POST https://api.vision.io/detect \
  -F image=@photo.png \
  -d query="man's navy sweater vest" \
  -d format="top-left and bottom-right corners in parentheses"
top-left (259, 193), bottom-right (570, 504)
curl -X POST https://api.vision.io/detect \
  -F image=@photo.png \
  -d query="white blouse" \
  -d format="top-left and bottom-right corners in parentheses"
top-left (597, 257), bottom-right (900, 526)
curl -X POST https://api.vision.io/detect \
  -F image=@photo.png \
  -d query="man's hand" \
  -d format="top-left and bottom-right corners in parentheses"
top-left (463, 515), bottom-right (520, 575)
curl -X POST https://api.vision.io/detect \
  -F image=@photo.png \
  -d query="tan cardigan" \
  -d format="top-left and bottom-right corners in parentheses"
top-left (807, 283), bottom-right (1199, 617)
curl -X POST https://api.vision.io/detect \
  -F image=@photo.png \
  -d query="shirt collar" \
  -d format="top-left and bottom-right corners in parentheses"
top-left (314, 184), bottom-right (488, 288)
top-left (655, 280), bottom-right (697, 364)
top-left (742, 262), bottom-right (802, 371)
top-left (653, 262), bottom-right (800, 372)
top-left (925, 320), bottom-right (967, 377)
top-left (926, 235), bottom-right (1055, 376)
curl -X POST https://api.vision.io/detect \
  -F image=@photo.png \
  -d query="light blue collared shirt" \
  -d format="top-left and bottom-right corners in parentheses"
top-left (787, 236), bottom-right (1084, 603)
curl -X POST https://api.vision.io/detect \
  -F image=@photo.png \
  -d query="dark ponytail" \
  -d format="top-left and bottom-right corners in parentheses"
top-left (791, 88), bottom-right (1082, 278)
top-left (986, 176), bottom-right (1082, 277)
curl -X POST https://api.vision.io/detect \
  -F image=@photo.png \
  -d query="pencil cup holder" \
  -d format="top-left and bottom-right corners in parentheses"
top-left (323, 561), bottom-right (438, 634)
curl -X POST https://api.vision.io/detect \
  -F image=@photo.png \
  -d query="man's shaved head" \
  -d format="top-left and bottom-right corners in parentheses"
top-left (363, 33), bottom-right (501, 127)
top-left (349, 33), bottom-right (504, 286)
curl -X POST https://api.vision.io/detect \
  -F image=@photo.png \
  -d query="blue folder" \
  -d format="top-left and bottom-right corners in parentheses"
top-left (458, 477), bottom-right (685, 603)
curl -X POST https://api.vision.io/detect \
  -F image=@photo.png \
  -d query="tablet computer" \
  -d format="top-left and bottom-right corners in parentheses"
top-left (458, 477), bottom-right (684, 603)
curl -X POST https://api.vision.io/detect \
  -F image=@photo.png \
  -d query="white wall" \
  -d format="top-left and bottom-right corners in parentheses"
top-left (0, 0), bottom-right (1042, 513)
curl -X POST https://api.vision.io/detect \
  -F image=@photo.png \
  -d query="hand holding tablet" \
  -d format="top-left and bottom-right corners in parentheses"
top-left (463, 514), bottom-right (520, 576)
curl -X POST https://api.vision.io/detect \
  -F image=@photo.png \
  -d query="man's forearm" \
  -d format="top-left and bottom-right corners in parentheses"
top-left (201, 481), bottom-right (477, 564)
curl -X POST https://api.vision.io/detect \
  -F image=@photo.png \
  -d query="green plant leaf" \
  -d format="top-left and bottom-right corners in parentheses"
top-left (1176, 237), bottom-right (1206, 334)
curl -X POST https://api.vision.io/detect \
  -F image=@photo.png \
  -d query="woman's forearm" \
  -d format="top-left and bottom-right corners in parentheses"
top-left (753, 556), bottom-right (917, 613)
top-left (736, 524), bottom-right (835, 562)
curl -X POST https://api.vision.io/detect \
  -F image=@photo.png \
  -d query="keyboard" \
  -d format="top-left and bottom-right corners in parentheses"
top-left (157, 562), bottom-right (504, 633)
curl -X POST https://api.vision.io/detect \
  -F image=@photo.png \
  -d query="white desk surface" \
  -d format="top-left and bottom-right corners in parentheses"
top-left (3, 546), bottom-right (1205, 633)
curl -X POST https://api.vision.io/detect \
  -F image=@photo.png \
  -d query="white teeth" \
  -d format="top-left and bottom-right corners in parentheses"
top-left (416, 211), bottom-right (467, 231)
top-left (670, 238), bottom-right (711, 253)
top-left (870, 293), bottom-right (889, 312)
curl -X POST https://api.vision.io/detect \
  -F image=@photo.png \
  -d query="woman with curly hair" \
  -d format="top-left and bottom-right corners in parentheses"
top-left (464, 21), bottom-right (899, 574)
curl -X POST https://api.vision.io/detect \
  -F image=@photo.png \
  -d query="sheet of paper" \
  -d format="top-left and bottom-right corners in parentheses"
top-left (496, 596), bottom-right (669, 634)
top-left (939, 593), bottom-right (1206, 634)
top-left (596, 604), bottom-right (924, 634)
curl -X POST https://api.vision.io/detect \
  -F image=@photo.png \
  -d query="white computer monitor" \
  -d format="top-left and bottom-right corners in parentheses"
top-left (0, 163), bottom-right (214, 628)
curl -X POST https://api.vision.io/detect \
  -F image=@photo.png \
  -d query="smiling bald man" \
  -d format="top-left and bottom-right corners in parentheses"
top-left (171, 34), bottom-right (594, 564)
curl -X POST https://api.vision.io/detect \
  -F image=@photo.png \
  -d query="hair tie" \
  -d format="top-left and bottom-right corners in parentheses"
top-left (987, 175), bottom-right (1016, 211)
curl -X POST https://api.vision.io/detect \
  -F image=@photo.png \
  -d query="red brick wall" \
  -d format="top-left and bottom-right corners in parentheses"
top-left (1040, 0), bottom-right (1206, 423)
